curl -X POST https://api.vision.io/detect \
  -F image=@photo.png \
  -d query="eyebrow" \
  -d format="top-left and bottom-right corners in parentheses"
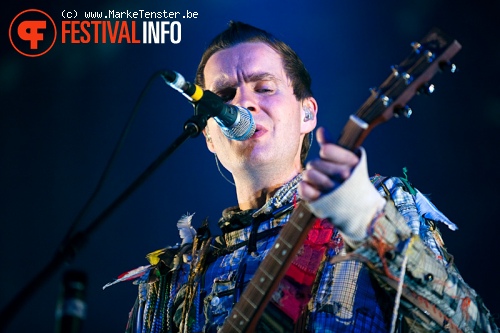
top-left (211, 72), bottom-right (281, 91)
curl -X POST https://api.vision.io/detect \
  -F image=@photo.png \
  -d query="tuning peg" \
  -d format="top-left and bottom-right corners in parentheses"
top-left (394, 105), bottom-right (412, 118)
top-left (425, 50), bottom-right (435, 62)
top-left (402, 72), bottom-right (413, 85)
top-left (369, 87), bottom-right (378, 97)
top-left (417, 82), bottom-right (435, 95)
top-left (380, 94), bottom-right (392, 107)
top-left (391, 65), bottom-right (399, 77)
top-left (391, 66), bottom-right (413, 85)
top-left (439, 61), bottom-right (458, 73)
top-left (411, 42), bottom-right (422, 54)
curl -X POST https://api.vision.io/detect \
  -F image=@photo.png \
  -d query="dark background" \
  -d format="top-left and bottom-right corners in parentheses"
top-left (1, 1), bottom-right (499, 332)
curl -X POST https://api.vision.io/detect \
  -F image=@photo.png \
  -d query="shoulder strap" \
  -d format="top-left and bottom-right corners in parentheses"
top-left (371, 174), bottom-right (391, 199)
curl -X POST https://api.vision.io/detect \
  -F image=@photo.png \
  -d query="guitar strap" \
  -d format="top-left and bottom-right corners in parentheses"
top-left (258, 217), bottom-right (340, 332)
top-left (371, 174), bottom-right (390, 197)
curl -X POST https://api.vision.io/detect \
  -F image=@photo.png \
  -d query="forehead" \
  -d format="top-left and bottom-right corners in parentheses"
top-left (203, 42), bottom-right (286, 88)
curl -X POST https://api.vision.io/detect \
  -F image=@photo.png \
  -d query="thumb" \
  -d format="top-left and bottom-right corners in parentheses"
top-left (316, 127), bottom-right (335, 145)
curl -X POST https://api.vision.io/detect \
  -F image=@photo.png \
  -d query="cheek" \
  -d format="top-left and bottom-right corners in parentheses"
top-left (205, 121), bottom-right (223, 149)
top-left (264, 96), bottom-right (301, 122)
top-left (207, 119), bottom-right (226, 138)
top-left (282, 104), bottom-right (302, 129)
top-left (206, 120), bottom-right (243, 154)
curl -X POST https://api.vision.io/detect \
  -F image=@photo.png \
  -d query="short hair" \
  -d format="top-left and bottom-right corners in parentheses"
top-left (195, 21), bottom-right (314, 165)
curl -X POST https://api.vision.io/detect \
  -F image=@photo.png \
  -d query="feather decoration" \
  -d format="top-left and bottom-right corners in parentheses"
top-left (102, 265), bottom-right (151, 290)
top-left (146, 248), bottom-right (167, 265)
top-left (415, 190), bottom-right (458, 231)
top-left (177, 213), bottom-right (197, 246)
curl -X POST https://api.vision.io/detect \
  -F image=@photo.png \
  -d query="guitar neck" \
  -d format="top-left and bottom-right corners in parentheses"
top-left (218, 203), bottom-right (315, 333)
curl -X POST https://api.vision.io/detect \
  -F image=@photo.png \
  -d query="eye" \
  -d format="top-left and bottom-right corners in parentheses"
top-left (255, 81), bottom-right (276, 94)
top-left (216, 88), bottom-right (236, 102)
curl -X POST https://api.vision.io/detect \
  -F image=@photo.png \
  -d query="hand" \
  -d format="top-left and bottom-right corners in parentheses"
top-left (298, 127), bottom-right (360, 202)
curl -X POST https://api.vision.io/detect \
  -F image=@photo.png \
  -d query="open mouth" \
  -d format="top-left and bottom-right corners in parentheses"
top-left (251, 125), bottom-right (266, 138)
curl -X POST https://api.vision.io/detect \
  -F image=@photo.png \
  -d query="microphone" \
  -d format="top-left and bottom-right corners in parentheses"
top-left (162, 70), bottom-right (256, 141)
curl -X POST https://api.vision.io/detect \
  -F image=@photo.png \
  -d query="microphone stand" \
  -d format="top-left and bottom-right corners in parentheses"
top-left (0, 109), bottom-right (211, 332)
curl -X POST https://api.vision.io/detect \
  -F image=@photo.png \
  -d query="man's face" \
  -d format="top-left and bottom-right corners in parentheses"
top-left (203, 42), bottom-right (316, 176)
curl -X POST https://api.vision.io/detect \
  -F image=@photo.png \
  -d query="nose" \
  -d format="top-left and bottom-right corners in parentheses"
top-left (232, 86), bottom-right (257, 112)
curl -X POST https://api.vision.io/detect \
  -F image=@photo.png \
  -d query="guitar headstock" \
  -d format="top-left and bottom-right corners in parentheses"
top-left (338, 28), bottom-right (462, 150)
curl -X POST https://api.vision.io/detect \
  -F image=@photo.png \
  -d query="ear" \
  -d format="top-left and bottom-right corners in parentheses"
top-left (203, 126), bottom-right (216, 153)
top-left (300, 97), bottom-right (318, 134)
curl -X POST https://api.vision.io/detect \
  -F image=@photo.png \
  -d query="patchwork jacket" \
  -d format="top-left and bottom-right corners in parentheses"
top-left (112, 152), bottom-right (498, 333)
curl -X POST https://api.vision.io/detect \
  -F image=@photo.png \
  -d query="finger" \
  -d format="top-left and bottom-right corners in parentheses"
top-left (302, 168), bottom-right (335, 192)
top-left (297, 181), bottom-right (322, 202)
top-left (318, 143), bottom-right (359, 166)
top-left (306, 159), bottom-right (352, 181)
top-left (315, 128), bottom-right (359, 166)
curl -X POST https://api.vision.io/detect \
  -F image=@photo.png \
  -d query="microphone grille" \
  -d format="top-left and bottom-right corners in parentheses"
top-left (221, 107), bottom-right (256, 141)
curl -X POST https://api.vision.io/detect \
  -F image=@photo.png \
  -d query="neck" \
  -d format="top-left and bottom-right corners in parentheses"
top-left (233, 163), bottom-right (303, 211)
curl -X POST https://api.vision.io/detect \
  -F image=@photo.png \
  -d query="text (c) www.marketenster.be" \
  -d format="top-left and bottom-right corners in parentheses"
top-left (83, 9), bottom-right (198, 20)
